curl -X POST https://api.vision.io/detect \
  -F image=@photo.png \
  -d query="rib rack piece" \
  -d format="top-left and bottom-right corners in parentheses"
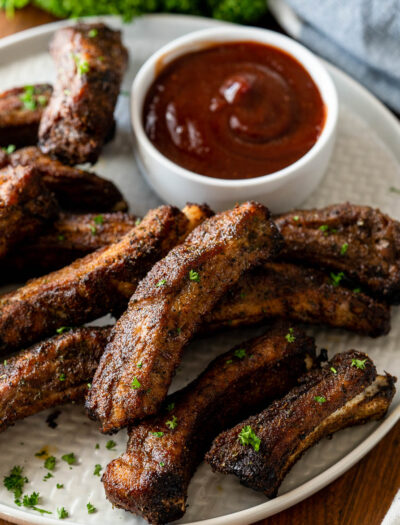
top-left (0, 84), bottom-right (52, 148)
top-left (206, 350), bottom-right (396, 498)
top-left (9, 147), bottom-right (127, 212)
top-left (276, 203), bottom-right (400, 302)
top-left (204, 262), bottom-right (391, 337)
top-left (86, 201), bottom-right (283, 433)
top-left (39, 23), bottom-right (128, 164)
top-left (0, 204), bottom-right (209, 354)
top-left (0, 164), bottom-right (58, 259)
top-left (0, 327), bottom-right (110, 433)
top-left (103, 324), bottom-right (315, 524)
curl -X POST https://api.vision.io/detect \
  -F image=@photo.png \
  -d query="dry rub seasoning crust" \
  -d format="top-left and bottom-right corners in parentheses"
top-left (0, 204), bottom-right (210, 354)
top-left (0, 327), bottom-right (110, 433)
top-left (86, 201), bottom-right (283, 433)
top-left (39, 23), bottom-right (128, 164)
top-left (103, 324), bottom-right (315, 524)
top-left (206, 350), bottom-right (396, 498)
top-left (276, 203), bottom-right (400, 302)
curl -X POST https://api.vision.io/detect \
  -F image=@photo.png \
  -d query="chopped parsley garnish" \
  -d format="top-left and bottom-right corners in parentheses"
top-left (56, 326), bottom-right (72, 334)
top-left (285, 327), bottom-right (295, 343)
top-left (234, 348), bottom-right (246, 359)
top-left (3, 360), bottom-right (7, 366)
top-left (135, 217), bottom-right (141, 226)
top-left (35, 449), bottom-right (47, 458)
top-left (156, 279), bottom-right (167, 287)
top-left (314, 395), bottom-right (326, 404)
top-left (61, 452), bottom-right (76, 465)
top-left (19, 85), bottom-right (37, 110)
top-left (120, 90), bottom-right (130, 97)
top-left (22, 492), bottom-right (52, 514)
top-left (166, 415), bottom-right (178, 430)
top-left (167, 402), bottom-right (175, 412)
top-left (58, 234), bottom-right (65, 241)
top-left (87, 502), bottom-right (97, 514)
top-left (90, 225), bottom-right (97, 235)
top-left (44, 456), bottom-right (56, 471)
top-left (94, 214), bottom-right (104, 225)
top-left (43, 472), bottom-right (53, 481)
top-left (59, 373), bottom-right (66, 382)
top-left (319, 224), bottom-right (329, 233)
top-left (226, 359), bottom-right (233, 365)
top-left (351, 358), bottom-right (367, 370)
top-left (95, 443), bottom-right (100, 449)
top-left (131, 376), bottom-right (141, 389)
top-left (293, 215), bottom-right (299, 221)
top-left (3, 465), bottom-right (28, 501)
top-left (64, 89), bottom-right (71, 96)
top-left (37, 95), bottom-right (48, 107)
top-left (73, 53), bottom-right (90, 75)
top-left (88, 28), bottom-right (98, 38)
top-left (330, 367), bottom-right (337, 374)
top-left (93, 464), bottom-right (102, 476)
top-left (151, 431), bottom-right (164, 437)
top-left (106, 440), bottom-right (117, 450)
top-left (240, 291), bottom-right (246, 299)
top-left (189, 269), bottom-right (200, 282)
top-left (330, 271), bottom-right (345, 287)
top-left (3, 144), bottom-right (16, 154)
top-left (340, 243), bottom-right (349, 255)
top-left (238, 425), bottom-right (261, 452)
top-left (57, 506), bottom-right (69, 519)
top-left (176, 326), bottom-right (182, 335)
top-left (87, 383), bottom-right (91, 389)
top-left (56, 483), bottom-right (64, 489)
top-left (389, 186), bottom-right (400, 195)
top-left (159, 462), bottom-right (165, 467)
top-left (353, 287), bottom-right (361, 294)
top-left (137, 362), bottom-right (143, 368)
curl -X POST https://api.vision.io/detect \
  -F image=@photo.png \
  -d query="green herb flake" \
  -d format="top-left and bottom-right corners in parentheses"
top-left (87, 383), bottom-right (91, 389)
top-left (189, 269), bottom-right (200, 282)
top-left (20, 85), bottom-right (37, 110)
top-left (56, 483), bottom-right (64, 489)
top-left (61, 452), bottom-right (76, 465)
top-left (285, 327), bottom-right (296, 343)
top-left (234, 348), bottom-right (246, 359)
top-left (330, 367), bottom-right (337, 374)
top-left (389, 186), bottom-right (400, 195)
top-left (120, 90), bottom-right (130, 97)
top-left (167, 402), bottom-right (175, 412)
top-left (340, 243), bottom-right (349, 255)
top-left (59, 373), bottom-right (66, 382)
top-left (93, 464), bottom-right (102, 476)
top-left (56, 326), bottom-right (72, 334)
top-left (353, 288), bottom-right (361, 294)
top-left (330, 271), bottom-right (345, 287)
top-left (64, 89), bottom-right (71, 96)
top-left (226, 359), bottom-right (233, 365)
top-left (35, 449), bottom-right (47, 458)
top-left (156, 279), bottom-right (167, 287)
top-left (151, 431), bottom-right (164, 437)
top-left (319, 224), bottom-right (329, 233)
top-left (88, 28), bottom-right (98, 38)
top-left (137, 362), bottom-right (143, 369)
top-left (57, 506), bottom-right (69, 519)
top-left (90, 225), bottom-right (97, 235)
top-left (58, 234), bottom-right (65, 241)
top-left (37, 95), bottom-right (48, 107)
top-left (131, 376), bottom-right (141, 389)
top-left (73, 53), bottom-right (90, 75)
top-left (95, 443), bottom-right (100, 450)
top-left (22, 492), bottom-right (52, 514)
top-left (159, 462), bottom-right (165, 467)
top-left (3, 144), bottom-right (16, 154)
top-left (238, 425), bottom-right (261, 452)
top-left (3, 465), bottom-right (28, 501)
top-left (135, 217), bottom-right (141, 225)
top-left (166, 415), bottom-right (178, 430)
top-left (3, 360), bottom-right (7, 366)
top-left (43, 472), bottom-right (53, 481)
top-left (293, 215), bottom-right (299, 221)
top-left (44, 456), bottom-right (56, 471)
top-left (351, 358), bottom-right (367, 370)
top-left (87, 502), bottom-right (97, 514)
top-left (94, 214), bottom-right (104, 225)
top-left (106, 440), bottom-right (117, 450)
top-left (314, 395), bottom-right (326, 404)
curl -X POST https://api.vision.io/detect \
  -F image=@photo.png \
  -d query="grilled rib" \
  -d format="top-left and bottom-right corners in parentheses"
top-left (39, 23), bottom-right (128, 164)
top-left (103, 324), bottom-right (315, 524)
top-left (206, 350), bottom-right (396, 498)
top-left (1, 212), bottom-right (136, 282)
top-left (0, 84), bottom-right (52, 148)
top-left (0, 204), bottom-right (210, 354)
top-left (0, 327), bottom-right (111, 434)
top-left (9, 147), bottom-right (127, 212)
top-left (86, 202), bottom-right (283, 433)
top-left (204, 262), bottom-right (391, 337)
top-left (276, 203), bottom-right (400, 302)
top-left (0, 165), bottom-right (58, 259)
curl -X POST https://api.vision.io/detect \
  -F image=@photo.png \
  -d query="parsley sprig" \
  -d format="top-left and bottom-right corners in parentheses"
top-left (238, 425), bottom-right (261, 452)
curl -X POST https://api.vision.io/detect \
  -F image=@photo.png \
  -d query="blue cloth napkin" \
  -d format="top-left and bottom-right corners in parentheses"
top-left (285, 0), bottom-right (400, 113)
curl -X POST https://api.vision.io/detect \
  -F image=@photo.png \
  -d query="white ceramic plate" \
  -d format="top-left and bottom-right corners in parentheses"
top-left (0, 14), bottom-right (399, 525)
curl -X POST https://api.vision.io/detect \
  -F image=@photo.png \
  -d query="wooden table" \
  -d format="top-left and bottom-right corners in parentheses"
top-left (0, 6), bottom-right (399, 525)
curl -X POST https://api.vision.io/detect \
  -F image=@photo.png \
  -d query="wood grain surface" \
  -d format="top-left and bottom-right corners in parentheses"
top-left (0, 6), bottom-right (399, 525)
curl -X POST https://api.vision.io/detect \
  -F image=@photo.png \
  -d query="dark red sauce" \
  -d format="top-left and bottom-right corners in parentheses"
top-left (143, 42), bottom-right (325, 180)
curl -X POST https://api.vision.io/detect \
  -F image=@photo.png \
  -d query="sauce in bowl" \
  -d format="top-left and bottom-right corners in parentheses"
top-left (143, 42), bottom-right (325, 180)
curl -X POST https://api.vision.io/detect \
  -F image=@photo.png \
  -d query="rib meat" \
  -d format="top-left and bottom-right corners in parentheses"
top-left (0, 84), bottom-right (52, 148)
top-left (39, 23), bottom-right (128, 164)
top-left (0, 212), bottom-right (136, 282)
top-left (206, 350), bottom-right (396, 498)
top-left (86, 201), bottom-right (283, 433)
top-left (0, 164), bottom-right (58, 259)
top-left (9, 146), bottom-right (127, 212)
top-left (0, 327), bottom-right (111, 434)
top-left (0, 204), bottom-right (210, 354)
top-left (103, 324), bottom-right (315, 524)
top-left (204, 262), bottom-right (391, 337)
top-left (276, 203), bottom-right (400, 302)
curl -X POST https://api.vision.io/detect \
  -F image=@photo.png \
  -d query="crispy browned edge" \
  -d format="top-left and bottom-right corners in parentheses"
top-left (102, 324), bottom-right (316, 524)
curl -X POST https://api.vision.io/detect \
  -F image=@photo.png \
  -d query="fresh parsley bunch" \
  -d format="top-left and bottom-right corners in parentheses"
top-left (0, 0), bottom-right (268, 24)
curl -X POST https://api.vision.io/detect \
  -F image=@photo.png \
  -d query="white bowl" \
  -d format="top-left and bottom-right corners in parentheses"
top-left (131, 26), bottom-right (338, 213)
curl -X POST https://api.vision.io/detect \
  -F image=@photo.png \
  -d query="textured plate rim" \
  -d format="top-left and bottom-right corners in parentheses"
top-left (0, 13), bottom-right (399, 525)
